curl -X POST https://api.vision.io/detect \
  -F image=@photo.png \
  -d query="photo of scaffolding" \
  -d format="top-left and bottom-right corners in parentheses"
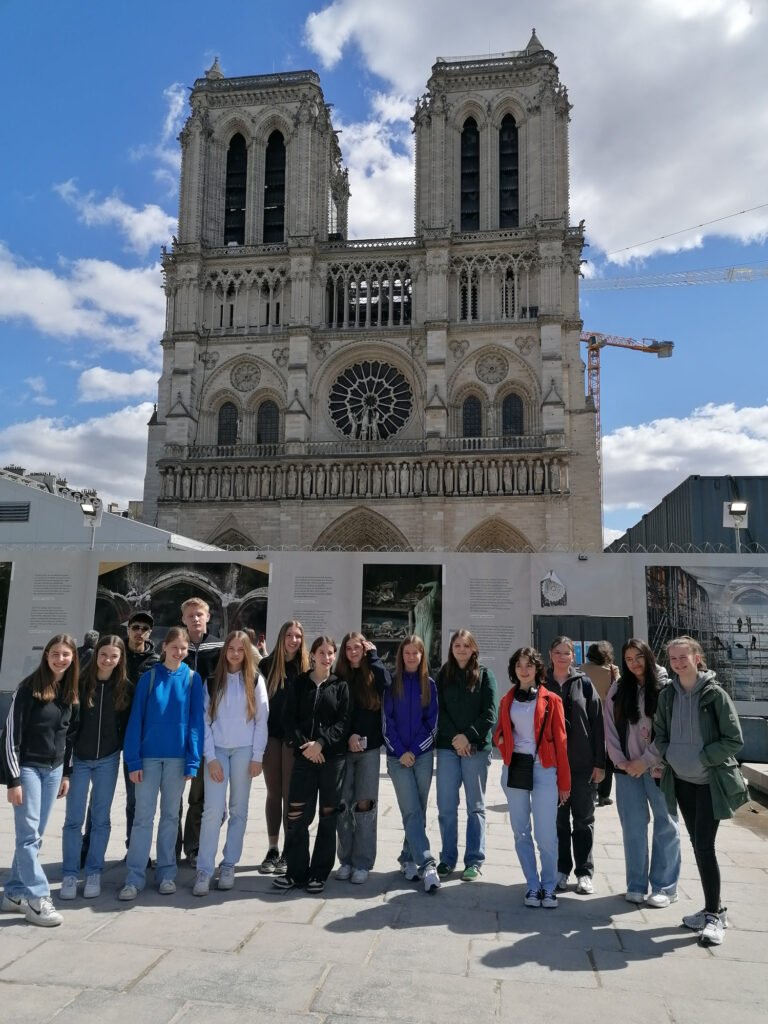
top-left (361, 564), bottom-right (442, 677)
top-left (646, 565), bottom-right (768, 700)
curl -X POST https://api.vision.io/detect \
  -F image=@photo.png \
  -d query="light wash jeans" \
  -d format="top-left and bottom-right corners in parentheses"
top-left (125, 757), bottom-right (187, 889)
top-left (337, 747), bottom-right (381, 870)
top-left (436, 747), bottom-right (491, 869)
top-left (62, 750), bottom-right (121, 877)
top-left (502, 760), bottom-right (558, 894)
top-left (387, 752), bottom-right (435, 870)
top-left (197, 745), bottom-right (254, 877)
top-left (5, 764), bottom-right (63, 900)
top-left (616, 771), bottom-right (681, 896)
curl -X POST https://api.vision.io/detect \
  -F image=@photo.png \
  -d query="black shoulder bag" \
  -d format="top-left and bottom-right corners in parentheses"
top-left (506, 696), bottom-right (549, 790)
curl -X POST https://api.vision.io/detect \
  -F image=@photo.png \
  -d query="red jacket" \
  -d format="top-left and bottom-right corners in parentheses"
top-left (494, 685), bottom-right (571, 791)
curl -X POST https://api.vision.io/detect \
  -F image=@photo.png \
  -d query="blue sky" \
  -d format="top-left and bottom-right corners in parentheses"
top-left (1, 0), bottom-right (766, 543)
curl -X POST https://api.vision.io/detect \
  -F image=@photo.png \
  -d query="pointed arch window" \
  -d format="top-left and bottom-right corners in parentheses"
top-left (502, 393), bottom-right (524, 436)
top-left (499, 114), bottom-right (519, 228)
top-left (217, 402), bottom-right (238, 445)
top-left (263, 131), bottom-right (286, 242)
top-left (224, 134), bottom-right (247, 245)
top-left (462, 396), bottom-right (482, 437)
top-left (460, 117), bottom-right (480, 232)
top-left (257, 400), bottom-right (279, 444)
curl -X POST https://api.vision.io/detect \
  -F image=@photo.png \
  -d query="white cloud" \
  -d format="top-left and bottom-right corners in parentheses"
top-left (131, 83), bottom-right (187, 195)
top-left (78, 367), bottom-right (158, 403)
top-left (602, 401), bottom-right (768, 520)
top-left (0, 403), bottom-right (155, 507)
top-left (54, 180), bottom-right (175, 255)
top-left (0, 242), bottom-right (165, 360)
top-left (304, 0), bottom-right (768, 258)
top-left (23, 377), bottom-right (56, 407)
top-left (337, 116), bottom-right (415, 238)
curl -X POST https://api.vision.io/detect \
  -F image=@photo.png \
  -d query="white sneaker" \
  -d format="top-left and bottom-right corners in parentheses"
top-left (646, 891), bottom-right (678, 909)
top-left (2, 893), bottom-right (27, 914)
top-left (25, 896), bottom-right (63, 927)
top-left (158, 879), bottom-right (176, 895)
top-left (83, 875), bottom-right (101, 899)
top-left (700, 913), bottom-right (725, 945)
top-left (401, 861), bottom-right (420, 881)
top-left (625, 891), bottom-right (646, 904)
top-left (118, 884), bottom-right (138, 901)
top-left (682, 907), bottom-right (728, 931)
top-left (555, 872), bottom-right (569, 891)
top-left (217, 865), bottom-right (235, 890)
top-left (575, 876), bottom-right (594, 895)
top-left (193, 871), bottom-right (210, 897)
top-left (335, 863), bottom-right (353, 881)
top-left (423, 864), bottom-right (441, 893)
top-left (60, 876), bottom-right (78, 900)
top-left (351, 868), bottom-right (369, 884)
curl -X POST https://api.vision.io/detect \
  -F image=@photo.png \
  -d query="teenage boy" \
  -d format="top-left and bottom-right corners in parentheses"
top-left (124, 611), bottom-right (161, 848)
top-left (179, 597), bottom-right (223, 866)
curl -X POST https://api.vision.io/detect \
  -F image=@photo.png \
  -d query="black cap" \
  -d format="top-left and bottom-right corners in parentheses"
top-left (128, 610), bottom-right (154, 628)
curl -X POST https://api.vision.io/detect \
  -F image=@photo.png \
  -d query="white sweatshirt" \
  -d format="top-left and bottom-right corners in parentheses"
top-left (203, 671), bottom-right (269, 763)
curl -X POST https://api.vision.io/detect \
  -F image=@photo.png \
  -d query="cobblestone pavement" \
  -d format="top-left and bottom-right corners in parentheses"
top-left (1, 757), bottom-right (767, 1024)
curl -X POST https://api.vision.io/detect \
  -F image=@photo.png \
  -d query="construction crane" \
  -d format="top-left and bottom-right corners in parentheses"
top-left (581, 263), bottom-right (768, 291)
top-left (580, 333), bottom-right (674, 526)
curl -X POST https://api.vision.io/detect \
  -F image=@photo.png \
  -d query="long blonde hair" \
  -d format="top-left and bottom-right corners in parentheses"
top-left (208, 630), bottom-right (259, 722)
top-left (266, 620), bottom-right (309, 697)
top-left (394, 635), bottom-right (431, 707)
top-left (24, 634), bottom-right (79, 705)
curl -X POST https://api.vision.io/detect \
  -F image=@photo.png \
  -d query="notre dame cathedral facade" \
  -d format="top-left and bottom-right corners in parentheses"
top-left (143, 32), bottom-right (602, 552)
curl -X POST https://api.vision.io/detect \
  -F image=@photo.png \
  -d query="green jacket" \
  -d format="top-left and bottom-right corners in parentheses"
top-left (435, 664), bottom-right (499, 752)
top-left (654, 672), bottom-right (748, 820)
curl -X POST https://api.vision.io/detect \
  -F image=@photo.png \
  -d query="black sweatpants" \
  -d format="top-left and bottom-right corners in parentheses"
top-left (557, 769), bottom-right (595, 878)
top-left (674, 776), bottom-right (721, 913)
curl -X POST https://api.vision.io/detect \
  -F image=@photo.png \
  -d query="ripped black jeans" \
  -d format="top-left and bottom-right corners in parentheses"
top-left (284, 753), bottom-right (346, 884)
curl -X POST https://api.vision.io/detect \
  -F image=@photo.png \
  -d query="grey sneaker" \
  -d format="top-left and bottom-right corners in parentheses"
top-left (625, 891), bottom-right (646, 904)
top-left (524, 888), bottom-right (542, 907)
top-left (83, 875), bottom-right (101, 899)
top-left (60, 876), bottom-right (78, 900)
top-left (258, 847), bottom-right (280, 874)
top-left (193, 870), bottom-right (210, 897)
top-left (700, 912), bottom-right (725, 946)
top-left (401, 861), bottom-right (420, 881)
top-left (118, 884), bottom-right (138, 901)
top-left (217, 865), bottom-right (235, 890)
top-left (158, 879), bottom-right (176, 895)
top-left (541, 890), bottom-right (559, 909)
top-left (350, 868), bottom-right (369, 884)
top-left (25, 896), bottom-right (63, 927)
top-left (335, 863), bottom-right (353, 881)
top-left (1, 893), bottom-right (28, 914)
top-left (555, 872), bottom-right (569, 891)
top-left (423, 865), bottom-right (441, 893)
top-left (682, 907), bottom-right (728, 931)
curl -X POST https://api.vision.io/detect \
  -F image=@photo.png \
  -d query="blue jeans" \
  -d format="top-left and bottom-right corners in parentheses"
top-left (436, 747), bottom-right (491, 868)
top-left (616, 771), bottom-right (681, 896)
top-left (197, 746), bottom-right (254, 877)
top-left (337, 747), bottom-right (381, 870)
top-left (502, 761), bottom-right (558, 893)
top-left (125, 758), bottom-right (187, 889)
top-left (5, 764), bottom-right (63, 900)
top-left (387, 752), bottom-right (435, 870)
top-left (62, 751), bottom-right (121, 877)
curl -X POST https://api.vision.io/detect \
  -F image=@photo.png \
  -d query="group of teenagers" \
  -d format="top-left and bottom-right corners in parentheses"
top-left (1, 601), bottom-right (749, 950)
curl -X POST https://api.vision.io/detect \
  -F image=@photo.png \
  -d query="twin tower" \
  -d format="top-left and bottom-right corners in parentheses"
top-left (143, 32), bottom-right (601, 552)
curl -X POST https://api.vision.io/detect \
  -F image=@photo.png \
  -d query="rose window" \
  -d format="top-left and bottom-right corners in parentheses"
top-left (328, 361), bottom-right (412, 440)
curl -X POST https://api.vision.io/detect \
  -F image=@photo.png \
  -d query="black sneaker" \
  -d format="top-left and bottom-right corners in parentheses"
top-left (272, 874), bottom-right (296, 891)
top-left (274, 853), bottom-right (288, 876)
top-left (259, 847), bottom-right (280, 874)
top-left (306, 879), bottom-right (325, 894)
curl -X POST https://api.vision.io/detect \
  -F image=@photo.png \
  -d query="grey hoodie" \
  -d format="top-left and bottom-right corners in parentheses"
top-left (664, 671), bottom-right (713, 785)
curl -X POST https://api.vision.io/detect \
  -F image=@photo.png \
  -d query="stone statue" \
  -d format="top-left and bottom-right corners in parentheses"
top-left (247, 466), bottom-right (258, 499)
top-left (316, 464), bottom-right (326, 497)
top-left (487, 459), bottom-right (499, 494)
top-left (550, 461), bottom-right (561, 493)
top-left (273, 466), bottom-right (283, 499)
top-left (427, 461), bottom-right (439, 495)
top-left (399, 462), bottom-right (410, 496)
top-left (234, 466), bottom-right (245, 499)
top-left (516, 461), bottom-right (527, 494)
top-left (357, 464), bottom-right (368, 496)
top-left (260, 466), bottom-right (271, 499)
top-left (221, 467), bottom-right (232, 499)
top-left (371, 463), bottom-right (382, 497)
top-left (413, 462), bottom-right (424, 494)
top-left (302, 466), bottom-right (312, 498)
top-left (195, 469), bottom-right (206, 500)
top-left (207, 469), bottom-right (219, 499)
top-left (343, 464), bottom-right (354, 495)
top-left (180, 469), bottom-right (191, 500)
top-left (444, 461), bottom-right (454, 494)
top-left (473, 461), bottom-right (484, 495)
top-left (287, 465), bottom-right (298, 497)
top-left (458, 461), bottom-right (468, 495)
top-left (533, 460), bottom-right (544, 493)
top-left (502, 460), bottom-right (513, 493)
top-left (385, 463), bottom-right (396, 496)
top-left (330, 464), bottom-right (340, 496)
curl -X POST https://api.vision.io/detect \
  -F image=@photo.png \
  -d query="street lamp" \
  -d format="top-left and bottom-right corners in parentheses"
top-left (81, 498), bottom-right (104, 551)
top-left (723, 500), bottom-right (748, 554)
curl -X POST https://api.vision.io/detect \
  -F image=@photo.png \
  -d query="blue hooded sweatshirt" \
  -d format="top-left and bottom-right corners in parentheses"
top-left (123, 662), bottom-right (204, 776)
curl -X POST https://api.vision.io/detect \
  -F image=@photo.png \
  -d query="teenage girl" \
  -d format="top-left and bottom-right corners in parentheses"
top-left (435, 629), bottom-right (499, 881)
top-left (604, 638), bottom-right (680, 908)
top-left (273, 635), bottom-right (350, 894)
top-left (2, 635), bottom-right (79, 927)
top-left (655, 636), bottom-right (747, 946)
top-left (258, 621), bottom-right (309, 875)
top-left (119, 626), bottom-right (204, 900)
top-left (495, 646), bottom-right (570, 909)
top-left (61, 635), bottom-right (133, 900)
top-left (193, 630), bottom-right (268, 896)
top-left (382, 635), bottom-right (440, 893)
top-left (335, 631), bottom-right (391, 884)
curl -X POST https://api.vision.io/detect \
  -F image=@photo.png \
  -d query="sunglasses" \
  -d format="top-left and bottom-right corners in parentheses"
top-left (129, 624), bottom-right (151, 633)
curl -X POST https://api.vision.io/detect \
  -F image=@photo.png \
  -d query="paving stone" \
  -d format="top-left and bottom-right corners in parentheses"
top-left (240, 920), bottom-right (376, 964)
top-left (52, 990), bottom-right (182, 1024)
top-left (95, 903), bottom-right (258, 951)
top-left (0, 980), bottom-right (81, 1023)
top-left (0, 937), bottom-right (167, 989)
top-left (470, 935), bottom-right (599, 987)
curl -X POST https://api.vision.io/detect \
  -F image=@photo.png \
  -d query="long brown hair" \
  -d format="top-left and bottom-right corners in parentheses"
top-left (81, 635), bottom-right (131, 712)
top-left (208, 630), bottom-right (260, 722)
top-left (442, 628), bottom-right (480, 691)
top-left (23, 634), bottom-right (79, 705)
top-left (394, 635), bottom-right (431, 706)
top-left (266, 620), bottom-right (309, 698)
top-left (336, 631), bottom-right (380, 711)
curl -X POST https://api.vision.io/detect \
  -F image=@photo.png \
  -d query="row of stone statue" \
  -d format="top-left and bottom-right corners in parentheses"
top-left (160, 456), bottom-right (566, 502)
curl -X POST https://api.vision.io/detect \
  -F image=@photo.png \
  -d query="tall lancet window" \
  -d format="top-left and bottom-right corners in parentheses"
top-left (224, 133), bottom-right (247, 245)
top-left (460, 118), bottom-right (480, 231)
top-left (499, 114), bottom-right (519, 228)
top-left (263, 131), bottom-right (286, 242)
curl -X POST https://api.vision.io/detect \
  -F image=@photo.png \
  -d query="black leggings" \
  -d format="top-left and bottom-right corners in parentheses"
top-left (674, 776), bottom-right (721, 912)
